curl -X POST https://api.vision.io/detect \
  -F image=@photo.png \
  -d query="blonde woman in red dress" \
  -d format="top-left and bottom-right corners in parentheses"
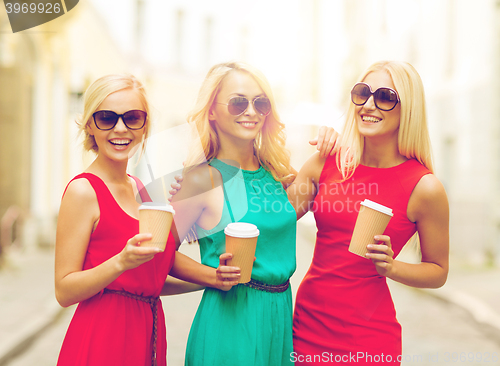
top-left (55, 74), bottom-right (216, 366)
top-left (290, 61), bottom-right (449, 365)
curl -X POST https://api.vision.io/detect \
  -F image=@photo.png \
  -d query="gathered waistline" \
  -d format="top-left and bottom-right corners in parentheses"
top-left (242, 279), bottom-right (290, 293)
top-left (103, 289), bottom-right (160, 366)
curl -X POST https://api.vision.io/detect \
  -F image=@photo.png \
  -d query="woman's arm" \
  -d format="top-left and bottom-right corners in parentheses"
top-left (169, 165), bottom-right (214, 243)
top-left (366, 174), bottom-right (449, 288)
top-left (161, 276), bottom-right (205, 296)
top-left (55, 179), bottom-right (160, 307)
top-left (309, 126), bottom-right (340, 158)
top-left (168, 251), bottom-right (240, 292)
top-left (286, 127), bottom-right (337, 215)
top-left (168, 166), bottom-right (240, 291)
top-left (286, 152), bottom-right (326, 220)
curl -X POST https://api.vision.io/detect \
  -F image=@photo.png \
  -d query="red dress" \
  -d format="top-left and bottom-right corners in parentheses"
top-left (57, 173), bottom-right (175, 366)
top-left (293, 156), bottom-right (430, 365)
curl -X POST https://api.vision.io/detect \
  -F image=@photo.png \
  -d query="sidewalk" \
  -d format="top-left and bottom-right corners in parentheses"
top-left (298, 217), bottom-right (500, 340)
top-left (0, 246), bottom-right (62, 366)
top-left (418, 263), bottom-right (500, 338)
top-left (0, 244), bottom-right (199, 366)
top-left (1, 228), bottom-right (500, 364)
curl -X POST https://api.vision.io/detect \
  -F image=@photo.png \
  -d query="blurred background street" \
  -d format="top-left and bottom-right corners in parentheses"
top-left (2, 0), bottom-right (500, 365)
top-left (1, 220), bottom-right (500, 365)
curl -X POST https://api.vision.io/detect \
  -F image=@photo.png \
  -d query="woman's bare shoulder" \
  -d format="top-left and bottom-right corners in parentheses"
top-left (408, 173), bottom-right (449, 222)
top-left (413, 174), bottom-right (447, 202)
top-left (174, 163), bottom-right (219, 201)
top-left (59, 177), bottom-right (99, 225)
top-left (63, 177), bottom-right (97, 202)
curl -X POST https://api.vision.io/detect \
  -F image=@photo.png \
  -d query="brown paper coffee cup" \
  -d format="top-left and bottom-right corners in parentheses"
top-left (139, 203), bottom-right (175, 252)
top-left (349, 199), bottom-right (393, 258)
top-left (224, 222), bottom-right (259, 283)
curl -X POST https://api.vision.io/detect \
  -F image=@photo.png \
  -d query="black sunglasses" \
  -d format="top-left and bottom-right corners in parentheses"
top-left (216, 96), bottom-right (272, 116)
top-left (92, 110), bottom-right (147, 130)
top-left (350, 82), bottom-right (400, 111)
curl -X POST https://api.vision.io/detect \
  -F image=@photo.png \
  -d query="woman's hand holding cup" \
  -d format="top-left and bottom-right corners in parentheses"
top-left (116, 233), bottom-right (161, 272)
top-left (216, 253), bottom-right (241, 291)
top-left (365, 235), bottom-right (395, 277)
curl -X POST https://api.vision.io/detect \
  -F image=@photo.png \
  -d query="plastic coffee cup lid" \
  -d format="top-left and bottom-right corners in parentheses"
top-left (139, 202), bottom-right (175, 215)
top-left (360, 199), bottom-right (393, 216)
top-left (224, 222), bottom-right (259, 238)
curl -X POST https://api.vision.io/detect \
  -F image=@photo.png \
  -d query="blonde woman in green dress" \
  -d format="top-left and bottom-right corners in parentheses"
top-left (168, 62), bottom-right (338, 366)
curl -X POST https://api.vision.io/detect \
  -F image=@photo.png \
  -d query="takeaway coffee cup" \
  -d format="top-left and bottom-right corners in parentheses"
top-left (138, 202), bottom-right (175, 251)
top-left (349, 199), bottom-right (393, 258)
top-left (224, 222), bottom-right (260, 283)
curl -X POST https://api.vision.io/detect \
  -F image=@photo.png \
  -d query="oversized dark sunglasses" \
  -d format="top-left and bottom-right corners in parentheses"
top-left (350, 82), bottom-right (400, 111)
top-left (92, 110), bottom-right (147, 130)
top-left (216, 96), bottom-right (272, 116)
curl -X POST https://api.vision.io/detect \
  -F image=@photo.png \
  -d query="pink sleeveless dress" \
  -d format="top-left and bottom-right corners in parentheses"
top-left (57, 173), bottom-right (175, 366)
top-left (293, 156), bottom-right (431, 365)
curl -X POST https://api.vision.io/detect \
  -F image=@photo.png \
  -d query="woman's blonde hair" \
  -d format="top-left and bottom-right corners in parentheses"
top-left (183, 62), bottom-right (294, 185)
top-left (337, 60), bottom-right (434, 180)
top-left (77, 73), bottom-right (151, 154)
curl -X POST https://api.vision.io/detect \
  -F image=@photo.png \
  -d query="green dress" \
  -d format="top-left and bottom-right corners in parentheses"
top-left (185, 158), bottom-right (296, 366)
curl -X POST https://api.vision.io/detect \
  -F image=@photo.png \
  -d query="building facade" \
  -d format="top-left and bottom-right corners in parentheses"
top-left (1, 0), bottom-right (499, 266)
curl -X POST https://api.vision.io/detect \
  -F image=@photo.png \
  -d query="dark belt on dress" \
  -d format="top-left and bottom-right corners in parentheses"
top-left (242, 279), bottom-right (290, 293)
top-left (103, 289), bottom-right (160, 366)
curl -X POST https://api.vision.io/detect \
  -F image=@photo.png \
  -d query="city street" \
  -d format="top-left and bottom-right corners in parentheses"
top-left (1, 2), bottom-right (499, 366)
top-left (5, 220), bottom-right (500, 365)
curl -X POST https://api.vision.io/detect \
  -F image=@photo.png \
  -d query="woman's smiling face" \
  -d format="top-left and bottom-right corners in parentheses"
top-left (210, 71), bottom-right (267, 143)
top-left (87, 88), bottom-right (147, 162)
top-left (355, 70), bottom-right (401, 141)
